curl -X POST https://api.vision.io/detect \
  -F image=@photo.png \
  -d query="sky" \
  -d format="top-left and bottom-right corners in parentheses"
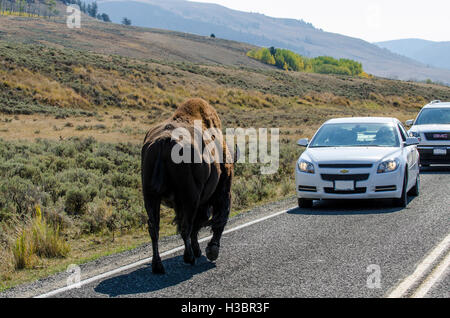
top-left (190, 0), bottom-right (450, 43)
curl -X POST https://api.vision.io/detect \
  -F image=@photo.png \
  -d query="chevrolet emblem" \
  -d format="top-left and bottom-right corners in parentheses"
top-left (340, 169), bottom-right (350, 174)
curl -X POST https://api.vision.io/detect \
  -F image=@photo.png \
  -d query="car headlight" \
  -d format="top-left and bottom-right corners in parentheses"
top-left (377, 159), bottom-right (400, 174)
top-left (298, 160), bottom-right (315, 174)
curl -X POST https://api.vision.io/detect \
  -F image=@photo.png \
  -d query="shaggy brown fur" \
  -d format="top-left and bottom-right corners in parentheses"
top-left (141, 98), bottom-right (234, 274)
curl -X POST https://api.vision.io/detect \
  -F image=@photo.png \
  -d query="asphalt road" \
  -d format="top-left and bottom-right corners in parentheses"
top-left (3, 168), bottom-right (449, 298)
top-left (45, 166), bottom-right (448, 298)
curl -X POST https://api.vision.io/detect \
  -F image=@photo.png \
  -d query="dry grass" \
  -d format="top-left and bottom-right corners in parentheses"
top-left (0, 101), bottom-right (419, 146)
top-left (0, 228), bottom-right (153, 292)
top-left (0, 110), bottom-right (147, 143)
top-left (12, 207), bottom-right (70, 270)
top-left (0, 68), bottom-right (90, 109)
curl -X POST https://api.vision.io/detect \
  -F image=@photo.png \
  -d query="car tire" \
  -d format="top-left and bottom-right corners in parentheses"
top-left (298, 198), bottom-right (313, 209)
top-left (408, 174), bottom-right (420, 197)
top-left (393, 170), bottom-right (408, 208)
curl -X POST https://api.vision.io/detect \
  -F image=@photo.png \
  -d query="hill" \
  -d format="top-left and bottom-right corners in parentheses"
top-left (2, 39), bottom-right (450, 121)
top-left (90, 0), bottom-right (450, 84)
top-left (0, 12), bottom-right (269, 69)
top-left (376, 39), bottom-right (450, 71)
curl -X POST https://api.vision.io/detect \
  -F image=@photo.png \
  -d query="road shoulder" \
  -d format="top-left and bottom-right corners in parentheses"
top-left (0, 197), bottom-right (297, 298)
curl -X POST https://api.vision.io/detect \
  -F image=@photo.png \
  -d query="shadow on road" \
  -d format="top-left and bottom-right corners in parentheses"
top-left (288, 197), bottom-right (417, 216)
top-left (420, 165), bottom-right (450, 175)
top-left (94, 255), bottom-right (215, 297)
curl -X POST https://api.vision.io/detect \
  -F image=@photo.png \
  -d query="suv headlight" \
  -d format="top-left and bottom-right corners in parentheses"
top-left (377, 159), bottom-right (400, 174)
top-left (298, 160), bottom-right (315, 174)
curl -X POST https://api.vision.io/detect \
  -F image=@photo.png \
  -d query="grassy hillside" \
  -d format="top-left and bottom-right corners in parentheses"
top-left (0, 14), bottom-right (269, 69)
top-left (1, 40), bottom-right (449, 120)
top-left (1, 16), bottom-right (450, 291)
top-left (94, 0), bottom-right (450, 84)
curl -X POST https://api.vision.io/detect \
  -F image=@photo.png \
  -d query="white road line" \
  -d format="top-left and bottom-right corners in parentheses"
top-left (387, 232), bottom-right (450, 298)
top-left (35, 207), bottom-right (293, 298)
top-left (411, 250), bottom-right (450, 298)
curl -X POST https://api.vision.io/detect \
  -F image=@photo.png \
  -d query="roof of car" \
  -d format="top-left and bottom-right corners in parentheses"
top-left (324, 117), bottom-right (398, 124)
top-left (423, 101), bottom-right (450, 108)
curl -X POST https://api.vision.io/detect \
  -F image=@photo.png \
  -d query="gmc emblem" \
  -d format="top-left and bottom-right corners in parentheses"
top-left (433, 133), bottom-right (448, 139)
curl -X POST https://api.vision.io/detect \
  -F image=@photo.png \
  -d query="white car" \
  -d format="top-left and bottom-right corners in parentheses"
top-left (406, 100), bottom-right (450, 166)
top-left (295, 117), bottom-right (420, 208)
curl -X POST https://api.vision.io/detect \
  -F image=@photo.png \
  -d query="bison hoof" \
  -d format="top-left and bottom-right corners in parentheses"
top-left (206, 244), bottom-right (220, 262)
top-left (184, 249), bottom-right (196, 265)
top-left (152, 260), bottom-right (165, 274)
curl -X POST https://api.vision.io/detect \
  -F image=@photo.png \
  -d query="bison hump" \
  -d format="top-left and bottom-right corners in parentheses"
top-left (171, 98), bottom-right (222, 130)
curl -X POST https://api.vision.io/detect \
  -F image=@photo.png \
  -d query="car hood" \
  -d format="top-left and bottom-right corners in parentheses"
top-left (304, 147), bottom-right (399, 164)
top-left (411, 124), bottom-right (450, 133)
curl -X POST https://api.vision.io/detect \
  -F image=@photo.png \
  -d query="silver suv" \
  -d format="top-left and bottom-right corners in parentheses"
top-left (406, 100), bottom-right (450, 166)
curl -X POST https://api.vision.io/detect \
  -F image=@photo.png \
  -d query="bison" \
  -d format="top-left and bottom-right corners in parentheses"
top-left (141, 98), bottom-right (235, 274)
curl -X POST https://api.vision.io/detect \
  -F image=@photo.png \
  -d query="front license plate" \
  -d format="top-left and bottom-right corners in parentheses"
top-left (334, 181), bottom-right (355, 191)
top-left (433, 148), bottom-right (447, 155)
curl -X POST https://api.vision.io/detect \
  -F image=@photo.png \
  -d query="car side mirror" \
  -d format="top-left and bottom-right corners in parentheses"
top-left (405, 120), bottom-right (414, 126)
top-left (297, 138), bottom-right (309, 147)
top-left (405, 137), bottom-right (419, 146)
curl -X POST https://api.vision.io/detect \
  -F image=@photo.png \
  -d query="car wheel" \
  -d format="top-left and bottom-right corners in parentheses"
top-left (298, 198), bottom-right (313, 209)
top-left (393, 170), bottom-right (408, 208)
top-left (408, 174), bottom-right (420, 197)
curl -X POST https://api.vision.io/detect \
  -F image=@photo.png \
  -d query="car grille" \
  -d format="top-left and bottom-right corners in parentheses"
top-left (318, 164), bottom-right (373, 168)
top-left (321, 174), bottom-right (370, 181)
top-left (424, 132), bottom-right (450, 141)
top-left (418, 148), bottom-right (450, 164)
top-left (324, 187), bottom-right (367, 194)
top-left (375, 185), bottom-right (397, 192)
top-left (298, 185), bottom-right (317, 192)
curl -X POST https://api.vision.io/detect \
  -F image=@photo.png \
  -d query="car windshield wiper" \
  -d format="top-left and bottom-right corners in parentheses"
top-left (310, 145), bottom-right (395, 148)
top-left (354, 145), bottom-right (382, 147)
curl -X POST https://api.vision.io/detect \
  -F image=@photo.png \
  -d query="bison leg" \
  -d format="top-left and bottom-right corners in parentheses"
top-left (190, 205), bottom-right (211, 258)
top-left (181, 217), bottom-right (196, 265)
top-left (206, 178), bottom-right (232, 262)
top-left (206, 232), bottom-right (222, 262)
top-left (145, 196), bottom-right (165, 274)
top-left (206, 212), bottom-right (228, 262)
top-left (174, 200), bottom-right (198, 266)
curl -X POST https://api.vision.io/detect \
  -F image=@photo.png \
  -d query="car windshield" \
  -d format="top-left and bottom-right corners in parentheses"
top-left (310, 123), bottom-right (400, 148)
top-left (415, 108), bottom-right (450, 125)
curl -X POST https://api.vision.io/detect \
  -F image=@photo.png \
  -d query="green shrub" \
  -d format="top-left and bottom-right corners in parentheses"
top-left (84, 156), bottom-right (111, 173)
top-left (0, 176), bottom-right (47, 218)
top-left (110, 172), bottom-right (139, 188)
top-left (81, 200), bottom-right (112, 234)
top-left (64, 188), bottom-right (91, 215)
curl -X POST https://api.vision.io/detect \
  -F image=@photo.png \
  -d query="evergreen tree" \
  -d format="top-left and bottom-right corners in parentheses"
top-left (89, 1), bottom-right (97, 17)
top-left (100, 13), bottom-right (110, 22)
top-left (122, 17), bottom-right (131, 26)
top-left (269, 46), bottom-right (276, 56)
